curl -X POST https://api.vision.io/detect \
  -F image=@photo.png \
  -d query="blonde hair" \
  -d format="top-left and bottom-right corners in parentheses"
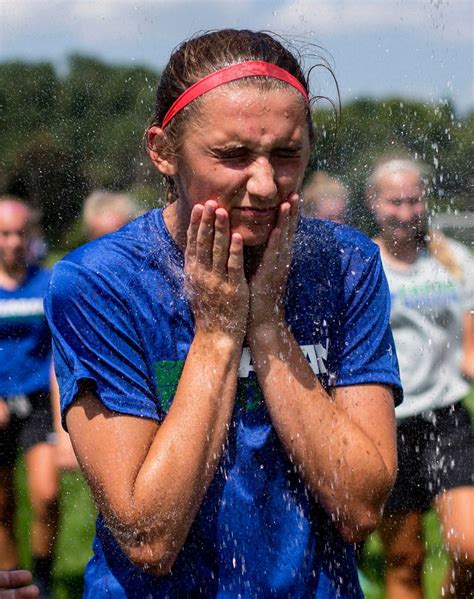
top-left (302, 171), bottom-right (348, 219)
top-left (82, 191), bottom-right (141, 223)
top-left (427, 229), bottom-right (463, 280)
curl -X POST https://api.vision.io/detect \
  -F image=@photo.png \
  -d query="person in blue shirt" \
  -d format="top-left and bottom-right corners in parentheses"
top-left (46, 29), bottom-right (402, 598)
top-left (0, 197), bottom-right (58, 598)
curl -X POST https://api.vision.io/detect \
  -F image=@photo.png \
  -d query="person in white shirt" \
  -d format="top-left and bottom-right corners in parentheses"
top-left (367, 156), bottom-right (474, 599)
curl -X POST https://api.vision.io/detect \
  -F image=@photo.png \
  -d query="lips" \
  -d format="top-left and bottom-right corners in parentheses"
top-left (235, 207), bottom-right (276, 218)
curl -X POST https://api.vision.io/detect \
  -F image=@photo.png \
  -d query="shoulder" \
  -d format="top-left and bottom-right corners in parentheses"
top-left (295, 218), bottom-right (381, 283)
top-left (297, 217), bottom-right (379, 258)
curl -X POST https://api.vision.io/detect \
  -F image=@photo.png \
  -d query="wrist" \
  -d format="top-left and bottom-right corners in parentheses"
top-left (193, 327), bottom-right (244, 355)
top-left (247, 318), bottom-right (288, 348)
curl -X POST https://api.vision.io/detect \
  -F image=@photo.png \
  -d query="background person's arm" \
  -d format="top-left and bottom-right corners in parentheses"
top-left (50, 367), bottom-right (78, 470)
top-left (462, 310), bottom-right (474, 380)
top-left (0, 398), bottom-right (10, 429)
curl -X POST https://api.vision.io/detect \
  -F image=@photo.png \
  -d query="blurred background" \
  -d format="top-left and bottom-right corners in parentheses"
top-left (0, 1), bottom-right (472, 597)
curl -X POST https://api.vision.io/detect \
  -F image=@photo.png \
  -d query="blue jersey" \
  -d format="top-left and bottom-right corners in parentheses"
top-left (46, 209), bottom-right (402, 598)
top-left (0, 266), bottom-right (51, 396)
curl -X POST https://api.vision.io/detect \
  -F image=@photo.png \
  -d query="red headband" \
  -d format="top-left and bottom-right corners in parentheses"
top-left (161, 60), bottom-right (309, 128)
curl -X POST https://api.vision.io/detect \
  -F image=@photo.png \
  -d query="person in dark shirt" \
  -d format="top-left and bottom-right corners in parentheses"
top-left (0, 197), bottom-right (58, 598)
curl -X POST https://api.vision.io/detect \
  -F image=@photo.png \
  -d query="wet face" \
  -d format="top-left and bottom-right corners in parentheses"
top-left (172, 85), bottom-right (311, 246)
top-left (0, 204), bottom-right (30, 271)
top-left (371, 170), bottom-right (426, 244)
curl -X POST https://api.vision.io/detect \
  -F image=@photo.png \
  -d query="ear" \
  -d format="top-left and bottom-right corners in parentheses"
top-left (146, 126), bottom-right (178, 176)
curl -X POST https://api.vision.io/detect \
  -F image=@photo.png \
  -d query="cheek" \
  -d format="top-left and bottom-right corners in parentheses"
top-left (414, 205), bottom-right (426, 218)
top-left (374, 206), bottom-right (392, 223)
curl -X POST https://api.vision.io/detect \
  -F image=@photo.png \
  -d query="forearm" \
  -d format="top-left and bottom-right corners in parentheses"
top-left (248, 323), bottom-right (395, 542)
top-left (112, 330), bottom-right (242, 569)
top-left (462, 311), bottom-right (474, 379)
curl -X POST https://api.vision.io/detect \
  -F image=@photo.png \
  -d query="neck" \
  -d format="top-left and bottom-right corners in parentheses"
top-left (163, 201), bottom-right (191, 252)
top-left (0, 262), bottom-right (28, 290)
top-left (375, 235), bottom-right (423, 267)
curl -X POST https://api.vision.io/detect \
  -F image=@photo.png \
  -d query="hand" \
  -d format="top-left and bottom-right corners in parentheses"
top-left (248, 193), bottom-right (299, 332)
top-left (0, 569), bottom-right (39, 598)
top-left (185, 201), bottom-right (249, 342)
top-left (0, 399), bottom-right (10, 429)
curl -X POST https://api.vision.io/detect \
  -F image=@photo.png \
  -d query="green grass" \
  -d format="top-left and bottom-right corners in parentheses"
top-left (14, 463), bottom-right (96, 599)
top-left (13, 388), bottom-right (474, 598)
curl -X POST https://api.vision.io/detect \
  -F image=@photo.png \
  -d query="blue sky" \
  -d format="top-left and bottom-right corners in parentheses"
top-left (1, 0), bottom-right (472, 115)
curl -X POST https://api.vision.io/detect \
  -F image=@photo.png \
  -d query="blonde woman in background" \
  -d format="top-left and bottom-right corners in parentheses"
top-left (367, 156), bottom-right (474, 598)
top-left (82, 190), bottom-right (142, 240)
top-left (302, 171), bottom-right (348, 224)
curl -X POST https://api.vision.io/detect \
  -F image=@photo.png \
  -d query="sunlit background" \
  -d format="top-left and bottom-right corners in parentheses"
top-left (2, 0), bottom-right (473, 112)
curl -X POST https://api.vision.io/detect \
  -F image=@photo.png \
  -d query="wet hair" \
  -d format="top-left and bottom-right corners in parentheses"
top-left (147, 29), bottom-right (315, 202)
top-left (367, 156), bottom-right (462, 279)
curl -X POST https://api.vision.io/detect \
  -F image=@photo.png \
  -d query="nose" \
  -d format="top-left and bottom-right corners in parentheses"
top-left (397, 202), bottom-right (415, 222)
top-left (246, 157), bottom-right (278, 201)
top-left (6, 232), bottom-right (23, 249)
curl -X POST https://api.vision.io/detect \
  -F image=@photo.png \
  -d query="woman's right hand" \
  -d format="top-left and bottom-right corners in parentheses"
top-left (185, 201), bottom-right (249, 342)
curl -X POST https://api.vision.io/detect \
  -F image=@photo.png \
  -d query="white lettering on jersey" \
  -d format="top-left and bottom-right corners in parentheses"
top-left (238, 340), bottom-right (329, 378)
top-left (0, 298), bottom-right (44, 318)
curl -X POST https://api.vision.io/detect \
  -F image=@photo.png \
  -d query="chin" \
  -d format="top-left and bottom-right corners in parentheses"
top-left (238, 228), bottom-right (272, 247)
top-left (231, 214), bottom-right (276, 247)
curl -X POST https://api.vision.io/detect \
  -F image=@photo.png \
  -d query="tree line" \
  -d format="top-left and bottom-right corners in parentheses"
top-left (1, 56), bottom-right (472, 247)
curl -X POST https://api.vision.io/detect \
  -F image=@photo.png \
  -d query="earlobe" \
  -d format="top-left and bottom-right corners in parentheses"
top-left (147, 126), bottom-right (178, 176)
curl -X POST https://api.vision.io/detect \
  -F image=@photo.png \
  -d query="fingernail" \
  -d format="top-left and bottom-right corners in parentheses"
top-left (206, 204), bottom-right (214, 215)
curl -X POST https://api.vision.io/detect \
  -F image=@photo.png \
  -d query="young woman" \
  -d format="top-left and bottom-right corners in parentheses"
top-left (367, 157), bottom-right (474, 598)
top-left (46, 30), bottom-right (402, 598)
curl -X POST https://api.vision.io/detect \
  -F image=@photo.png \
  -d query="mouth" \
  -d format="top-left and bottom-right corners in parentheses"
top-left (234, 207), bottom-right (276, 218)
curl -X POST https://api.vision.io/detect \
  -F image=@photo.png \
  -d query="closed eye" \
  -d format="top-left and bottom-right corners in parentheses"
top-left (272, 148), bottom-right (302, 159)
top-left (210, 146), bottom-right (302, 165)
top-left (212, 147), bottom-right (249, 161)
top-left (210, 150), bottom-right (253, 170)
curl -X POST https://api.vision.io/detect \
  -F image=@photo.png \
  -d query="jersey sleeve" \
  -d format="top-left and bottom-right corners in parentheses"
top-left (45, 259), bottom-right (160, 425)
top-left (334, 246), bottom-right (403, 404)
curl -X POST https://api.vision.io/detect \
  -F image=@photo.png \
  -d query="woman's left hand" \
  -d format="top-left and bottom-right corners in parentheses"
top-left (248, 193), bottom-right (299, 332)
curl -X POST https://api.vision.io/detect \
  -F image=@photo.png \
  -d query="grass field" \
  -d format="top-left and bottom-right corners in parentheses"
top-left (13, 388), bottom-right (474, 598)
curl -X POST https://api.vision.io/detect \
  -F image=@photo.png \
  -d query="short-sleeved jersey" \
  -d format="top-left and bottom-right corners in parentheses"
top-left (381, 238), bottom-right (474, 420)
top-left (0, 266), bottom-right (51, 396)
top-left (46, 209), bottom-right (402, 599)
